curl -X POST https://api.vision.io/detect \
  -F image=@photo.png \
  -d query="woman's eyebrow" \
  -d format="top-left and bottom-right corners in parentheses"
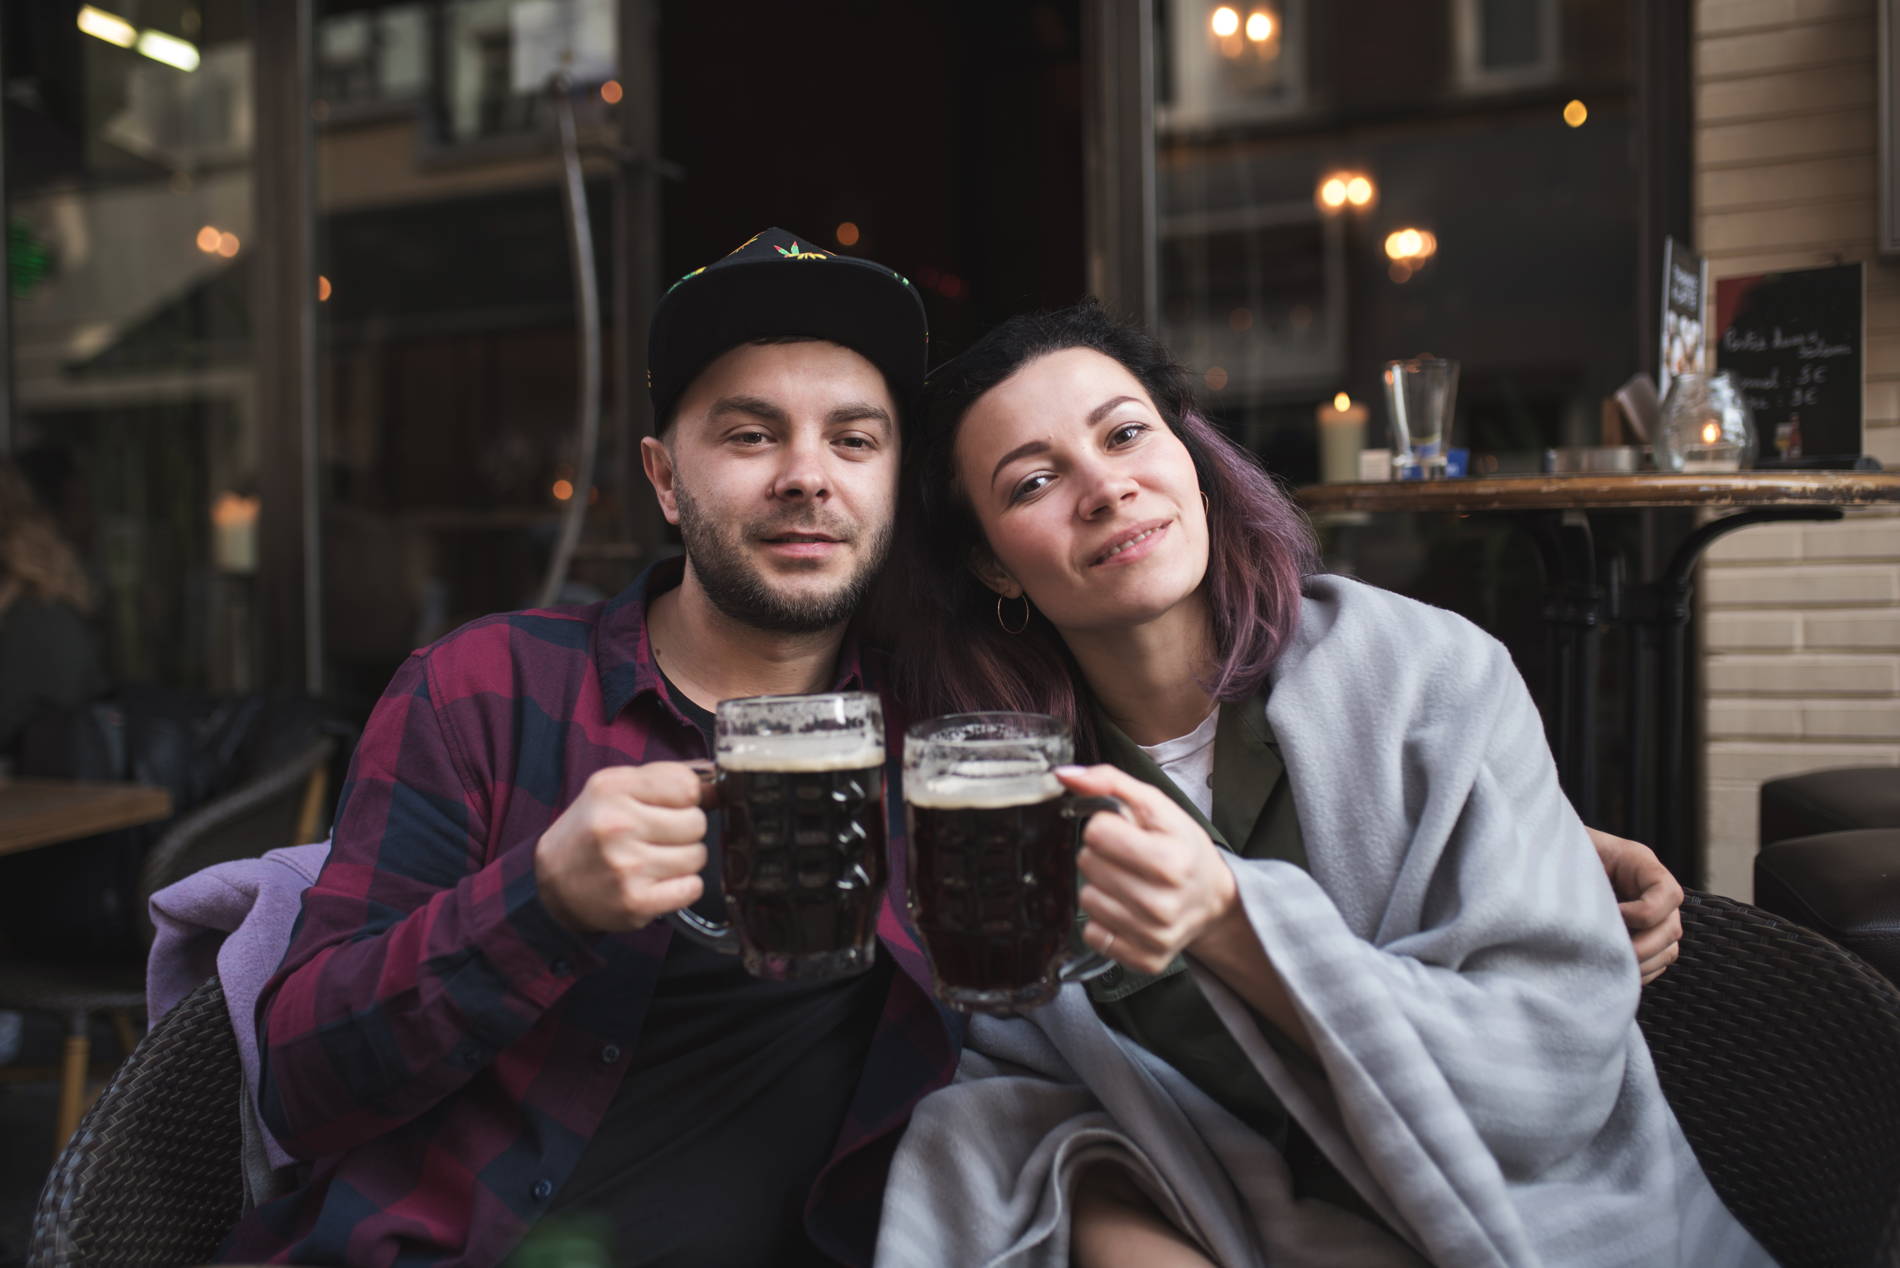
top-left (990, 439), bottom-right (1051, 488)
top-left (1087, 395), bottom-right (1141, 425)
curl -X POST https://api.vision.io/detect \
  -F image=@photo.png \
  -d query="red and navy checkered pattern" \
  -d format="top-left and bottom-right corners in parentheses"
top-left (224, 558), bottom-right (961, 1267)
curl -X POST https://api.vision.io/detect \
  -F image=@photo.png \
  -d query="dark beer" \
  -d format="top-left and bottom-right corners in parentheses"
top-left (718, 740), bottom-right (886, 980)
top-left (906, 769), bottom-right (1075, 1008)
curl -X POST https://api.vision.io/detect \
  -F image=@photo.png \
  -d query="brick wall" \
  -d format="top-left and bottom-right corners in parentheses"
top-left (1696, 0), bottom-right (1900, 898)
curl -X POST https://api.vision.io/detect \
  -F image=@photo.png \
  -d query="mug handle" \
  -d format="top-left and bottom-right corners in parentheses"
top-left (1055, 793), bottom-right (1125, 983)
top-left (665, 762), bottom-right (741, 953)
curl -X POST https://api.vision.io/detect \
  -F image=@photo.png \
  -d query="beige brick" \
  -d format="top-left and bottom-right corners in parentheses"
top-left (1801, 699), bottom-right (1900, 738)
top-left (1702, 563), bottom-right (1899, 606)
top-left (1867, 380), bottom-right (1900, 424)
top-left (1698, 16), bottom-right (1873, 77)
top-left (1707, 611), bottom-right (1802, 649)
top-left (1701, 199), bottom-right (1878, 253)
top-left (1867, 426), bottom-right (1900, 468)
top-left (1697, 63), bottom-right (1876, 123)
top-left (1703, 780), bottom-right (1762, 896)
top-left (1705, 740), bottom-right (1900, 782)
top-left (1696, 154), bottom-right (1874, 211)
top-left (1799, 513), bottom-right (1900, 560)
top-left (1708, 698), bottom-right (1805, 738)
top-left (1698, 109), bottom-right (1875, 167)
top-left (1805, 608), bottom-right (1900, 649)
top-left (1705, 523), bottom-right (1804, 562)
top-left (1705, 652), bottom-right (1900, 693)
top-left (1701, 245), bottom-right (1876, 272)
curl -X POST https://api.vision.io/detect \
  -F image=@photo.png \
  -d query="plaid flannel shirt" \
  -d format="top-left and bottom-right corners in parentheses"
top-left (224, 558), bottom-right (961, 1267)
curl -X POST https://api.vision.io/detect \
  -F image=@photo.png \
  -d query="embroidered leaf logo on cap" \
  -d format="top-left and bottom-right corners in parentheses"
top-left (774, 241), bottom-right (832, 260)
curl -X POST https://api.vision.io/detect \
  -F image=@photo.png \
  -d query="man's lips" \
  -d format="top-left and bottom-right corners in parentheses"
top-left (759, 531), bottom-right (845, 559)
top-left (1089, 519), bottom-right (1170, 567)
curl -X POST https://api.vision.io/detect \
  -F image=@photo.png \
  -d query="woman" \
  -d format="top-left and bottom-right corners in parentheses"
top-left (874, 305), bottom-right (1765, 1267)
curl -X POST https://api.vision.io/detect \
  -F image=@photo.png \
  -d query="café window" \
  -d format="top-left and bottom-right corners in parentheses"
top-left (1145, 0), bottom-right (1640, 482)
top-left (1454, 0), bottom-right (1560, 93)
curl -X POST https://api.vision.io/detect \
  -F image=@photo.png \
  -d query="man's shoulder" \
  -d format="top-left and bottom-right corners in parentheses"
top-left (407, 600), bottom-right (616, 705)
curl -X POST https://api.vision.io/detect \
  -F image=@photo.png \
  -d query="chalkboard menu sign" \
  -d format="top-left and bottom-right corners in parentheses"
top-left (1713, 262), bottom-right (1863, 466)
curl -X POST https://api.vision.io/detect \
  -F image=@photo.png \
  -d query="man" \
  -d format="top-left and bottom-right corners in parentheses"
top-left (225, 228), bottom-right (1681, 1267)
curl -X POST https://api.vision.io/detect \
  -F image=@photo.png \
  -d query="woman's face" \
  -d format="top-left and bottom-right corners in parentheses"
top-left (953, 346), bottom-right (1210, 634)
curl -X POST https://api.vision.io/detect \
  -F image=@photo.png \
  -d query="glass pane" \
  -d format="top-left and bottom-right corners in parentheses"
top-left (5, 1), bottom-right (261, 691)
top-left (1480, 0), bottom-right (1544, 72)
top-left (1153, 0), bottom-right (1635, 483)
top-left (314, 0), bottom-right (622, 713)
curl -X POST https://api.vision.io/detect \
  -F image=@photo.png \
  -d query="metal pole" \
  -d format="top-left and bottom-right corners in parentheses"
top-left (1081, 0), bottom-right (1157, 327)
top-left (253, 0), bottom-right (321, 693)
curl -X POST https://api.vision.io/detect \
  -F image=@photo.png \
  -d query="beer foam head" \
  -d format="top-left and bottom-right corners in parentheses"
top-left (907, 760), bottom-right (1062, 809)
top-left (717, 732), bottom-right (886, 772)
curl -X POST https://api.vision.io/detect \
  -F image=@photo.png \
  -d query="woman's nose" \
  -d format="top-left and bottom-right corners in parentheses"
top-left (1079, 468), bottom-right (1139, 518)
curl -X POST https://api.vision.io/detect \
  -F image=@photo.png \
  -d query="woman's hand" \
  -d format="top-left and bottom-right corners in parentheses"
top-left (1056, 764), bottom-right (1240, 977)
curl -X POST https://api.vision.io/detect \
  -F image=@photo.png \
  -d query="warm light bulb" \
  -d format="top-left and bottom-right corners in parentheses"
top-left (1319, 177), bottom-right (1349, 208)
top-left (196, 225), bottom-right (221, 253)
top-left (836, 221), bottom-right (861, 246)
top-left (1211, 6), bottom-right (1241, 38)
top-left (600, 80), bottom-right (623, 105)
top-left (1333, 392), bottom-right (1352, 411)
top-left (77, 6), bottom-right (137, 48)
top-left (1245, 11), bottom-right (1274, 41)
top-left (1345, 175), bottom-right (1373, 206)
top-left (552, 479), bottom-right (575, 501)
top-left (1563, 99), bottom-right (1588, 128)
top-left (317, 275), bottom-right (332, 302)
top-left (216, 232), bottom-right (240, 258)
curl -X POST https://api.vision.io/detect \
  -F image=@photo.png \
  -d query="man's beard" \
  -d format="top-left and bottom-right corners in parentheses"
top-left (674, 482), bottom-right (892, 634)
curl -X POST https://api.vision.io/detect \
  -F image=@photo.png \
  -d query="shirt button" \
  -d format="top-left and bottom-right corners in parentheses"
top-left (532, 1179), bottom-right (554, 1201)
top-left (551, 958), bottom-right (573, 977)
top-left (600, 1044), bottom-right (622, 1063)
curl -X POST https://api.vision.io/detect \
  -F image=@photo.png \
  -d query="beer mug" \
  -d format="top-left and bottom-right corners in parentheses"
top-left (903, 712), bottom-right (1121, 1013)
top-left (669, 692), bottom-right (886, 981)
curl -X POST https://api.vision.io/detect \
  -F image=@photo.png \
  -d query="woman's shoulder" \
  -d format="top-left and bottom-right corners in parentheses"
top-left (1277, 574), bottom-right (1512, 698)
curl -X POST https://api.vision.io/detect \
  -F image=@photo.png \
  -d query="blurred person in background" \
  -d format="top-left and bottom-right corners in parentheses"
top-left (0, 459), bottom-right (105, 758)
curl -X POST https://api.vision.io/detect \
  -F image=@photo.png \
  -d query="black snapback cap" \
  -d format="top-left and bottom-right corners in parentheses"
top-left (646, 227), bottom-right (929, 431)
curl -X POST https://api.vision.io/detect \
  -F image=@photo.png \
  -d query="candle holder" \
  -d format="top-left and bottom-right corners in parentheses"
top-left (1657, 372), bottom-right (1754, 473)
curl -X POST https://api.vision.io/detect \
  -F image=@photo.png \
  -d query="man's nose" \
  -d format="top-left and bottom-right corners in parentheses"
top-left (769, 436), bottom-right (831, 502)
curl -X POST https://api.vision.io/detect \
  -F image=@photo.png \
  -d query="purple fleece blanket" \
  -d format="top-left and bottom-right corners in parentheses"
top-left (146, 839), bottom-right (329, 1171)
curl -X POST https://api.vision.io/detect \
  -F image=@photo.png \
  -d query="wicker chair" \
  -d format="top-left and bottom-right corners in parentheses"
top-left (0, 734), bottom-right (332, 1153)
top-left (27, 975), bottom-right (245, 1268)
top-left (1638, 889), bottom-right (1900, 1268)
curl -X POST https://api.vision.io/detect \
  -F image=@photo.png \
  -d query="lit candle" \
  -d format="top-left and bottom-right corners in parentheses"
top-left (211, 492), bottom-right (259, 574)
top-left (1316, 392), bottom-right (1370, 483)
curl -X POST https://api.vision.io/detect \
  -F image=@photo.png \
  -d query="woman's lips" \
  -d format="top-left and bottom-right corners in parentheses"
top-left (1090, 520), bottom-right (1169, 568)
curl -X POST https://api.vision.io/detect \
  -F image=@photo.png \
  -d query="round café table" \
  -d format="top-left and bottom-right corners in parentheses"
top-left (1296, 471), bottom-right (1900, 884)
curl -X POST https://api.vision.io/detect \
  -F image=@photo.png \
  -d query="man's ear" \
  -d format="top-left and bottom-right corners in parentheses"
top-left (640, 435), bottom-right (683, 527)
top-left (967, 548), bottom-right (1020, 599)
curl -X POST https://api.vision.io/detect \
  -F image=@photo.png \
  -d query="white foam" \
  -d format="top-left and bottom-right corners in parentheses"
top-left (717, 736), bottom-right (886, 772)
top-left (906, 769), bottom-right (1062, 810)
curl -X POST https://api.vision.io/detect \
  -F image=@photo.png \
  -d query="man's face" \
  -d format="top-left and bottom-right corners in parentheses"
top-left (642, 340), bottom-right (901, 633)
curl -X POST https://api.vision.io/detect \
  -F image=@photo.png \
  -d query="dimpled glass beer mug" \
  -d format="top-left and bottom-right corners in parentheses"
top-left (670, 692), bottom-right (886, 981)
top-left (1382, 355), bottom-right (1460, 479)
top-left (903, 712), bottom-right (1121, 1013)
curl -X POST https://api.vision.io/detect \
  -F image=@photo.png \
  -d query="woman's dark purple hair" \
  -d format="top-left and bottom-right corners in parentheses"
top-left (894, 301), bottom-right (1320, 755)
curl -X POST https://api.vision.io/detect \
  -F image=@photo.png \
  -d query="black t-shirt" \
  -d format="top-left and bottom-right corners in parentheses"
top-left (542, 675), bottom-right (892, 1267)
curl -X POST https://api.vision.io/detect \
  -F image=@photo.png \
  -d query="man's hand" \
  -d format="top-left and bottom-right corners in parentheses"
top-left (534, 762), bottom-right (714, 934)
top-left (1587, 827), bottom-right (1684, 985)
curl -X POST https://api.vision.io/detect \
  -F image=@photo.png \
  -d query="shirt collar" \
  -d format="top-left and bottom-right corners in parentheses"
top-left (596, 555), bottom-right (870, 722)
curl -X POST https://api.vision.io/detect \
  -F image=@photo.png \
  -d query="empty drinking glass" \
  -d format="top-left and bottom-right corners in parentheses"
top-left (1383, 356), bottom-right (1460, 479)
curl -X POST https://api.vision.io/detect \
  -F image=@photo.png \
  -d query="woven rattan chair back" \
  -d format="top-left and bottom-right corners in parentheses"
top-left (1638, 890), bottom-right (1900, 1268)
top-left (27, 976), bottom-right (245, 1268)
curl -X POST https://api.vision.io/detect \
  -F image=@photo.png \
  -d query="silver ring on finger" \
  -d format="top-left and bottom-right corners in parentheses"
top-left (1100, 930), bottom-right (1115, 954)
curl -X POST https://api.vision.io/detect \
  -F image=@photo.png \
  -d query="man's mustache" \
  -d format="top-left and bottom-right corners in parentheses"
top-left (748, 514), bottom-right (857, 544)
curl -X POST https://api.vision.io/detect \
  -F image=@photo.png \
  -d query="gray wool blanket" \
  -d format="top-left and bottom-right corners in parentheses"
top-left (875, 576), bottom-right (1771, 1268)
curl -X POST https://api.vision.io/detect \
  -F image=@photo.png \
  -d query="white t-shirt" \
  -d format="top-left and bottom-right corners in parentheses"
top-left (1135, 706), bottom-right (1220, 821)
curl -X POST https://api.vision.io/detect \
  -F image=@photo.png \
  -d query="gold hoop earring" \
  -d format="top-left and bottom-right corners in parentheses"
top-left (1201, 490), bottom-right (1210, 513)
top-left (996, 592), bottom-right (1030, 635)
